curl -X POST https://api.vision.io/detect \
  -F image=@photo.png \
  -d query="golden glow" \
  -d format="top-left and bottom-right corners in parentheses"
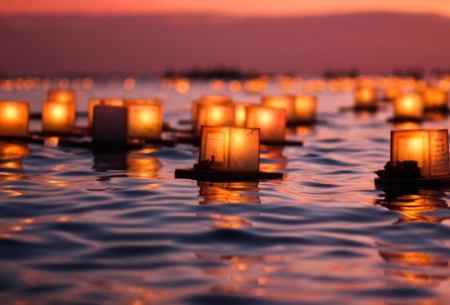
top-left (234, 102), bottom-right (250, 127)
top-left (123, 77), bottom-right (136, 90)
top-left (198, 181), bottom-right (260, 205)
top-left (126, 100), bottom-right (163, 140)
top-left (245, 106), bottom-right (285, 142)
top-left (244, 77), bottom-right (268, 94)
top-left (262, 94), bottom-right (296, 124)
top-left (175, 77), bottom-right (190, 94)
top-left (423, 87), bottom-right (448, 109)
top-left (294, 94), bottom-right (317, 123)
top-left (354, 86), bottom-right (377, 109)
top-left (42, 101), bottom-right (74, 133)
top-left (194, 104), bottom-right (235, 136)
top-left (47, 90), bottom-right (75, 103)
top-left (0, 101), bottom-right (29, 137)
top-left (229, 80), bottom-right (243, 92)
top-left (210, 79), bottom-right (226, 91)
top-left (393, 93), bottom-right (424, 120)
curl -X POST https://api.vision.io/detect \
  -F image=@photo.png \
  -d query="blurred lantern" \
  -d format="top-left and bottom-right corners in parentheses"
top-left (354, 86), bottom-right (378, 111)
top-left (92, 105), bottom-right (128, 144)
top-left (392, 93), bottom-right (424, 121)
top-left (262, 94), bottom-right (296, 124)
top-left (391, 129), bottom-right (449, 177)
top-left (234, 102), bottom-right (251, 127)
top-left (423, 87), bottom-right (448, 111)
top-left (245, 106), bottom-right (285, 142)
top-left (294, 94), bottom-right (317, 124)
top-left (0, 101), bottom-right (29, 137)
top-left (199, 126), bottom-right (260, 171)
top-left (42, 100), bottom-right (75, 133)
top-left (47, 89), bottom-right (76, 104)
top-left (191, 94), bottom-right (233, 125)
top-left (125, 99), bottom-right (163, 140)
top-left (194, 103), bottom-right (235, 136)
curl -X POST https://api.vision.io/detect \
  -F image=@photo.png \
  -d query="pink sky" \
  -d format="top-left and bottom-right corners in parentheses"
top-left (2, 0), bottom-right (450, 17)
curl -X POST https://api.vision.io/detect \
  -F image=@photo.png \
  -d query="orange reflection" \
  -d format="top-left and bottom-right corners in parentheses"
top-left (259, 145), bottom-right (288, 172)
top-left (198, 181), bottom-right (260, 205)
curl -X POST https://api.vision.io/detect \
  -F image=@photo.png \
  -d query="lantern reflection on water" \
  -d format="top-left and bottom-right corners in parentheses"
top-left (0, 101), bottom-right (29, 137)
top-left (198, 181), bottom-right (260, 205)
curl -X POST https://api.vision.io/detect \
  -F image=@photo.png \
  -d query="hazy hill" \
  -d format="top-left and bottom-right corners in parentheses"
top-left (1, 12), bottom-right (450, 75)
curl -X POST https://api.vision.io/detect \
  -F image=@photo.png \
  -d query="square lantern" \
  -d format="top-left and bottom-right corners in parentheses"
top-left (92, 105), bottom-right (128, 143)
top-left (354, 86), bottom-right (378, 110)
top-left (262, 94), bottom-right (296, 124)
top-left (199, 126), bottom-right (260, 172)
top-left (0, 101), bottom-right (29, 137)
top-left (194, 104), bottom-right (235, 136)
top-left (47, 90), bottom-right (76, 104)
top-left (191, 95), bottom-right (233, 128)
top-left (125, 99), bottom-right (163, 140)
top-left (234, 102), bottom-right (251, 127)
top-left (88, 99), bottom-right (124, 129)
top-left (294, 94), bottom-right (317, 123)
top-left (245, 106), bottom-right (285, 142)
top-left (391, 129), bottom-right (449, 177)
top-left (423, 87), bottom-right (448, 110)
top-left (42, 100), bottom-right (75, 133)
top-left (393, 93), bottom-right (424, 121)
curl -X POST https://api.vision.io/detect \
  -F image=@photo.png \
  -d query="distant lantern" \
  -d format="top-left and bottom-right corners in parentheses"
top-left (245, 106), bottom-right (285, 142)
top-left (92, 105), bottom-right (128, 143)
top-left (47, 89), bottom-right (76, 104)
top-left (125, 99), bottom-right (163, 140)
top-left (354, 86), bottom-right (378, 111)
top-left (262, 94), bottom-right (296, 124)
top-left (294, 94), bottom-right (317, 124)
top-left (191, 95), bottom-right (233, 127)
top-left (194, 103), bottom-right (235, 136)
top-left (199, 126), bottom-right (260, 171)
top-left (423, 87), bottom-right (448, 111)
top-left (392, 93), bottom-right (424, 121)
top-left (0, 101), bottom-right (29, 137)
top-left (42, 100), bottom-right (75, 133)
top-left (88, 99), bottom-right (124, 129)
top-left (391, 129), bottom-right (449, 177)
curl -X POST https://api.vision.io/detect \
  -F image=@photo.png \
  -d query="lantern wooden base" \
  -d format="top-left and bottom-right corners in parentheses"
top-left (286, 119), bottom-right (326, 127)
top-left (374, 174), bottom-right (450, 192)
top-left (175, 168), bottom-right (283, 182)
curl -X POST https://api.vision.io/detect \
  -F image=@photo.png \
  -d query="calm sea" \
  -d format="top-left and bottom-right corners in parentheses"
top-left (1, 79), bottom-right (450, 305)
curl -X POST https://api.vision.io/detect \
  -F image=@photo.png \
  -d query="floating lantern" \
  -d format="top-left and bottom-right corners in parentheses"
top-left (294, 94), bottom-right (317, 124)
top-left (47, 90), bottom-right (76, 104)
top-left (0, 101), bottom-right (29, 137)
top-left (194, 104), bottom-right (235, 136)
top-left (199, 126), bottom-right (259, 171)
top-left (191, 95), bottom-right (232, 126)
top-left (88, 99), bottom-right (124, 129)
top-left (125, 99), bottom-right (163, 140)
top-left (354, 86), bottom-right (378, 111)
top-left (262, 95), bottom-right (296, 124)
top-left (392, 93), bottom-right (424, 122)
top-left (42, 100), bottom-right (75, 133)
top-left (245, 106), bottom-right (285, 142)
top-left (423, 87), bottom-right (448, 111)
top-left (390, 129), bottom-right (449, 178)
top-left (92, 105), bottom-right (128, 144)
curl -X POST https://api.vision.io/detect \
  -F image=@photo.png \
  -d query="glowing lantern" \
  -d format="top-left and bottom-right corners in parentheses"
top-left (47, 90), bottom-right (75, 104)
top-left (393, 93), bottom-right (424, 121)
top-left (42, 100), bottom-right (75, 133)
top-left (294, 94), bottom-right (317, 124)
top-left (194, 104), bottom-right (235, 136)
top-left (191, 95), bottom-right (232, 125)
top-left (354, 86), bottom-right (378, 110)
top-left (88, 99), bottom-right (124, 129)
top-left (92, 105), bottom-right (128, 143)
top-left (423, 87), bottom-right (448, 110)
top-left (391, 129), bottom-right (449, 177)
top-left (199, 126), bottom-right (260, 171)
top-left (125, 99), bottom-right (163, 140)
top-left (262, 95), bottom-right (296, 124)
top-left (245, 106), bottom-right (285, 142)
top-left (0, 101), bottom-right (29, 137)
top-left (234, 102), bottom-right (251, 127)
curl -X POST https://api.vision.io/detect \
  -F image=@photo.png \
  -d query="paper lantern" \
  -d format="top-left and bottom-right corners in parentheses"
top-left (354, 87), bottom-right (377, 110)
top-left (245, 106), bottom-right (285, 142)
top-left (199, 126), bottom-right (260, 171)
top-left (393, 93), bottom-right (424, 121)
top-left (262, 95), bottom-right (296, 124)
top-left (191, 95), bottom-right (232, 127)
top-left (42, 100), bottom-right (75, 133)
top-left (92, 105), bottom-right (128, 143)
top-left (391, 129), bottom-right (449, 177)
top-left (234, 102), bottom-right (251, 127)
top-left (194, 104), bottom-right (235, 136)
top-left (47, 90), bottom-right (76, 104)
top-left (423, 87), bottom-right (448, 110)
top-left (294, 94), bottom-right (317, 123)
top-left (0, 101), bottom-right (29, 137)
top-left (88, 99), bottom-right (124, 129)
top-left (125, 99), bottom-right (163, 140)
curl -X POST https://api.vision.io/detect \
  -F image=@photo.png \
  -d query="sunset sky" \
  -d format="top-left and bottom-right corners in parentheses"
top-left (1, 1), bottom-right (450, 75)
top-left (2, 0), bottom-right (450, 17)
